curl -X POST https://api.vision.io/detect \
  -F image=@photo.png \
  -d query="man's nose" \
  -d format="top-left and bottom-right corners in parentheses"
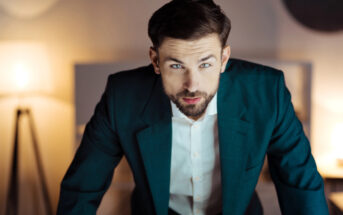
top-left (183, 69), bottom-right (199, 93)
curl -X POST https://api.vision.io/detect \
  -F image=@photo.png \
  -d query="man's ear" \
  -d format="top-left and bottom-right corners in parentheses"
top-left (220, 45), bottom-right (231, 73)
top-left (149, 46), bottom-right (160, 74)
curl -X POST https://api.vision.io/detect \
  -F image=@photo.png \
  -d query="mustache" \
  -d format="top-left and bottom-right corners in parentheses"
top-left (176, 90), bottom-right (207, 97)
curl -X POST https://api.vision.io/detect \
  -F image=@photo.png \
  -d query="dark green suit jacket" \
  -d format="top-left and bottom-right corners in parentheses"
top-left (57, 59), bottom-right (329, 215)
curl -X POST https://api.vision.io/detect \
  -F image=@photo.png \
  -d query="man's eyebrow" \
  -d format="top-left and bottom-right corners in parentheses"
top-left (199, 54), bottom-right (216, 62)
top-left (164, 54), bottom-right (216, 64)
top-left (165, 57), bottom-right (184, 64)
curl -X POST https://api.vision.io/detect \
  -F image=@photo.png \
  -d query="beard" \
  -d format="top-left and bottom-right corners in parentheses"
top-left (165, 88), bottom-right (217, 119)
top-left (159, 64), bottom-right (221, 119)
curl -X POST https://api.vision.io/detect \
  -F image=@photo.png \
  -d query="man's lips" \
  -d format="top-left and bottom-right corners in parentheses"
top-left (182, 97), bottom-right (201, 104)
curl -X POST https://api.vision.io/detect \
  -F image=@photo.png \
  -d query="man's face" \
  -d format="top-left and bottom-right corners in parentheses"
top-left (149, 33), bottom-right (230, 120)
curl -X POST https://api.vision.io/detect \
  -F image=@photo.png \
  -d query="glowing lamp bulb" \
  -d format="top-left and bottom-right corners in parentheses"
top-left (13, 63), bottom-right (30, 90)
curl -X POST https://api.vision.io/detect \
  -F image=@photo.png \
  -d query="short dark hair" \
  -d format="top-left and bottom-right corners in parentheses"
top-left (148, 0), bottom-right (231, 49)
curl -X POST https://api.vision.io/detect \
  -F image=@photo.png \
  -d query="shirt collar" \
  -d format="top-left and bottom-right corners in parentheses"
top-left (170, 92), bottom-right (217, 121)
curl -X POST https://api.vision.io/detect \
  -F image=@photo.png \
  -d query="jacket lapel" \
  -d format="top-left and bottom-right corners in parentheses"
top-left (136, 75), bottom-right (172, 215)
top-left (217, 66), bottom-right (252, 214)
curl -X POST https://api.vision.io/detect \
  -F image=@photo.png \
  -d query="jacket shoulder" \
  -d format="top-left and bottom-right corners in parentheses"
top-left (103, 64), bottom-right (158, 121)
top-left (225, 58), bottom-right (283, 80)
top-left (104, 64), bottom-right (157, 98)
top-left (107, 64), bottom-right (156, 86)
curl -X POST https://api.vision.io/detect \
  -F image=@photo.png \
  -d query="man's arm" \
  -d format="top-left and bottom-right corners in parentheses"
top-left (57, 75), bottom-right (123, 215)
top-left (267, 72), bottom-right (329, 215)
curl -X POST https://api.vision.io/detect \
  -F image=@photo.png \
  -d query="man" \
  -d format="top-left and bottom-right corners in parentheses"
top-left (57, 0), bottom-right (329, 214)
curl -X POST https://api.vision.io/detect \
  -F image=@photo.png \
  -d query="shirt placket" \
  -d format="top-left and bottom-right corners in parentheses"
top-left (190, 121), bottom-right (204, 215)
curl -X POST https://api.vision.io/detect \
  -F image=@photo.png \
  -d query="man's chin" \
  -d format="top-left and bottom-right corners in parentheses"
top-left (177, 99), bottom-right (207, 117)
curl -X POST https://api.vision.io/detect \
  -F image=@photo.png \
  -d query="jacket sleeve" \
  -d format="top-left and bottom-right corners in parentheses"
top-left (266, 72), bottom-right (329, 215)
top-left (57, 75), bottom-right (123, 215)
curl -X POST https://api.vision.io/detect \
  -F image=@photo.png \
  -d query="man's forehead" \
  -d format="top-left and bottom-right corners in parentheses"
top-left (159, 33), bottom-right (221, 50)
top-left (157, 34), bottom-right (222, 61)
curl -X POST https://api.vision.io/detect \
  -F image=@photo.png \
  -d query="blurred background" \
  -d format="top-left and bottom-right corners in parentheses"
top-left (0, 0), bottom-right (342, 214)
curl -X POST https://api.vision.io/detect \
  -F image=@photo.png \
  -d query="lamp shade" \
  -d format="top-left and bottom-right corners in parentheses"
top-left (0, 0), bottom-right (59, 19)
top-left (0, 41), bottom-right (53, 97)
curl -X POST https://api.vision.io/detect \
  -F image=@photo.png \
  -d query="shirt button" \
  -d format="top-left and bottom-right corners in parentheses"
top-left (193, 152), bottom-right (199, 158)
top-left (194, 176), bottom-right (200, 181)
top-left (195, 196), bottom-right (201, 201)
top-left (195, 209), bottom-right (201, 214)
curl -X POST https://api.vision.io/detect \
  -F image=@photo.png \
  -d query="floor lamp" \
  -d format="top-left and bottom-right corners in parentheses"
top-left (6, 108), bottom-right (53, 215)
top-left (0, 42), bottom-right (54, 215)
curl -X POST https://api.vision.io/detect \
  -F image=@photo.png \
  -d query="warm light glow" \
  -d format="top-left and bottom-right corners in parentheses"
top-left (332, 122), bottom-right (343, 159)
top-left (0, 41), bottom-right (53, 96)
top-left (13, 62), bottom-right (30, 90)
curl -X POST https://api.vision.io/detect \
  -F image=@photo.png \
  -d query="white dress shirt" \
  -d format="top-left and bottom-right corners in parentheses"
top-left (169, 93), bottom-right (222, 215)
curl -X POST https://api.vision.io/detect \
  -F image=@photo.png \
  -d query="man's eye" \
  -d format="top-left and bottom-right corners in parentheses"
top-left (200, 63), bottom-right (211, 68)
top-left (170, 64), bottom-right (182, 69)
